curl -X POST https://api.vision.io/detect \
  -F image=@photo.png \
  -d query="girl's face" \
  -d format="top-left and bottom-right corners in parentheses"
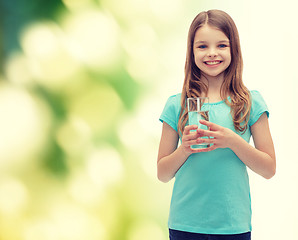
top-left (193, 24), bottom-right (231, 80)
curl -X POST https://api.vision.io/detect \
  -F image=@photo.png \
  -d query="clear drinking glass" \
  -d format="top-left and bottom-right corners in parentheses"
top-left (187, 97), bottom-right (210, 148)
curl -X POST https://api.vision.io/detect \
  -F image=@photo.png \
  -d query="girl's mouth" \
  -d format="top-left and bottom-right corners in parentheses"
top-left (204, 60), bottom-right (222, 66)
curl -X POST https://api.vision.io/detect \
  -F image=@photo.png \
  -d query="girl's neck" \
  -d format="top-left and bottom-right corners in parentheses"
top-left (201, 74), bottom-right (225, 103)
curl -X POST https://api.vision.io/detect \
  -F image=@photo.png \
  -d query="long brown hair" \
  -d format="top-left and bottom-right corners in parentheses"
top-left (178, 9), bottom-right (251, 136)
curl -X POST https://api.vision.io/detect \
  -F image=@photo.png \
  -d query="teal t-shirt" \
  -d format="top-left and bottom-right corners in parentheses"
top-left (159, 90), bottom-right (269, 234)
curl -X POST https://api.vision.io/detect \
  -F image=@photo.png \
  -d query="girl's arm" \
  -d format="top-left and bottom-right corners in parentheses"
top-left (157, 122), bottom-right (203, 183)
top-left (197, 113), bottom-right (276, 179)
top-left (230, 113), bottom-right (276, 179)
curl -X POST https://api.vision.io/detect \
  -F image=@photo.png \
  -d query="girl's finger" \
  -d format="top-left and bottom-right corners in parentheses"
top-left (191, 145), bottom-right (216, 153)
top-left (183, 125), bottom-right (198, 135)
top-left (199, 120), bottom-right (221, 131)
top-left (197, 128), bottom-right (218, 138)
top-left (186, 139), bottom-right (203, 147)
top-left (183, 130), bottom-right (201, 141)
top-left (198, 144), bottom-right (217, 152)
top-left (196, 137), bottom-right (215, 144)
top-left (191, 144), bottom-right (217, 153)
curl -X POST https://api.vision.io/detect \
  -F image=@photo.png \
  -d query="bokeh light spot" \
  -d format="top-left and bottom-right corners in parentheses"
top-left (128, 220), bottom-right (165, 240)
top-left (0, 84), bottom-right (51, 170)
top-left (68, 171), bottom-right (103, 205)
top-left (56, 116), bottom-right (92, 156)
top-left (0, 178), bottom-right (29, 215)
top-left (62, 0), bottom-right (94, 10)
top-left (5, 53), bottom-right (32, 86)
top-left (20, 21), bottom-right (80, 87)
top-left (68, 83), bottom-right (123, 133)
top-left (62, 9), bottom-right (120, 70)
top-left (86, 146), bottom-right (124, 187)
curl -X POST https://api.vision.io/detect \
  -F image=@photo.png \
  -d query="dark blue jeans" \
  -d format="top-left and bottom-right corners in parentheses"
top-left (169, 229), bottom-right (251, 240)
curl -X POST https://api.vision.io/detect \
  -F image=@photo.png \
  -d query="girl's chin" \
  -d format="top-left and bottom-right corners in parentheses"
top-left (201, 71), bottom-right (225, 79)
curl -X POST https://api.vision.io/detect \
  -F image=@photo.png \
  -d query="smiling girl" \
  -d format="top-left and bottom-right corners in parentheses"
top-left (157, 9), bottom-right (276, 240)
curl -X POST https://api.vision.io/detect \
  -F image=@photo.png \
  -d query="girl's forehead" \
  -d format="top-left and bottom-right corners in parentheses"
top-left (194, 24), bottom-right (229, 42)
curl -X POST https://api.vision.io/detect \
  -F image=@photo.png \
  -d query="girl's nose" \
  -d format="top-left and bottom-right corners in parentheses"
top-left (207, 48), bottom-right (218, 57)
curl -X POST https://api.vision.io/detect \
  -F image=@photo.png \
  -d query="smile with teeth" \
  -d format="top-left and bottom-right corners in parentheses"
top-left (204, 60), bottom-right (222, 65)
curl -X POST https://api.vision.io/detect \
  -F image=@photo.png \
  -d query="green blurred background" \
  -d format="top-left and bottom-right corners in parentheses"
top-left (0, 0), bottom-right (191, 239)
top-left (0, 0), bottom-right (297, 240)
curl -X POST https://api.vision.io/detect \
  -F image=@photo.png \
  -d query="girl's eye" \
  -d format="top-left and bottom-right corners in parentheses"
top-left (198, 45), bottom-right (207, 49)
top-left (218, 44), bottom-right (228, 48)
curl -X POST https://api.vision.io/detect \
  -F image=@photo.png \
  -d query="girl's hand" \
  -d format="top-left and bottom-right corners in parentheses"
top-left (181, 125), bottom-right (206, 155)
top-left (195, 120), bottom-right (238, 152)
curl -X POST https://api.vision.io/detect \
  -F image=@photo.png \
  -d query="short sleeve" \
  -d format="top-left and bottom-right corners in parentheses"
top-left (159, 94), bottom-right (181, 132)
top-left (249, 90), bottom-right (269, 127)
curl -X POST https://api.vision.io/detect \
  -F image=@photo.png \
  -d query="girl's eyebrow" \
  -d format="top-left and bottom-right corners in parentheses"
top-left (194, 40), bottom-right (230, 44)
top-left (194, 40), bottom-right (207, 44)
